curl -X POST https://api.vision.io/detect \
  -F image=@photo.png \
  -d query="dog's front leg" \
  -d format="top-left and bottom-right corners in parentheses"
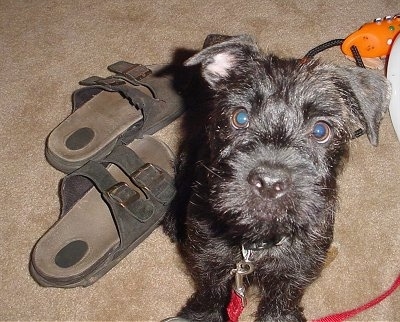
top-left (178, 282), bottom-right (231, 322)
top-left (177, 238), bottom-right (234, 321)
top-left (255, 281), bottom-right (307, 322)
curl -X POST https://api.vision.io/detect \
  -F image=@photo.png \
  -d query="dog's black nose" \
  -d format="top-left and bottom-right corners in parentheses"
top-left (247, 166), bottom-right (291, 199)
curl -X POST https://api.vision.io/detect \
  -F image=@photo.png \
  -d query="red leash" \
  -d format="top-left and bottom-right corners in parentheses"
top-left (227, 273), bottom-right (400, 322)
top-left (313, 273), bottom-right (400, 322)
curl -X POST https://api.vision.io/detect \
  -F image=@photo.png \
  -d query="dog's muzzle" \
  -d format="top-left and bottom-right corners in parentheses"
top-left (247, 165), bottom-right (292, 199)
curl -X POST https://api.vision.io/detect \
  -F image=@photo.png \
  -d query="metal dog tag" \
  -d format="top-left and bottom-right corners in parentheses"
top-left (231, 260), bottom-right (254, 306)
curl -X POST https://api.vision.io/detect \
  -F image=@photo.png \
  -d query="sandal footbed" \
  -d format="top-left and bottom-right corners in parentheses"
top-left (46, 91), bottom-right (143, 170)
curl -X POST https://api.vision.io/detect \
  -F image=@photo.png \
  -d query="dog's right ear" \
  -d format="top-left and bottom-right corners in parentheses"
top-left (335, 66), bottom-right (391, 146)
top-left (184, 34), bottom-right (259, 88)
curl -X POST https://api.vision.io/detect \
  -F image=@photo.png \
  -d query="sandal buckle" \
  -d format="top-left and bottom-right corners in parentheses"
top-left (132, 163), bottom-right (175, 204)
top-left (108, 61), bottom-right (152, 81)
top-left (106, 182), bottom-right (140, 208)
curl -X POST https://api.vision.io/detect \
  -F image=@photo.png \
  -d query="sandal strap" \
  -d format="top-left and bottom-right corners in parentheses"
top-left (107, 61), bottom-right (152, 82)
top-left (65, 161), bottom-right (157, 253)
top-left (103, 145), bottom-right (176, 205)
top-left (63, 146), bottom-right (175, 252)
top-left (78, 74), bottom-right (164, 143)
top-left (71, 161), bottom-right (155, 223)
top-left (78, 77), bottom-right (157, 116)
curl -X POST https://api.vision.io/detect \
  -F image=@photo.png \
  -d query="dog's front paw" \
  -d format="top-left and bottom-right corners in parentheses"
top-left (178, 307), bottom-right (226, 322)
top-left (256, 312), bottom-right (306, 322)
top-left (161, 317), bottom-right (191, 322)
top-left (178, 293), bottom-right (228, 322)
top-left (178, 312), bottom-right (225, 322)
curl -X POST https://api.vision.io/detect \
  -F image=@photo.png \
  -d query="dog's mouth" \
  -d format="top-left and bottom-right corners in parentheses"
top-left (243, 235), bottom-right (290, 251)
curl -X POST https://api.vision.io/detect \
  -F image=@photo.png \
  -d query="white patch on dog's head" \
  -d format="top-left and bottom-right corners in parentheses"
top-left (207, 52), bottom-right (236, 78)
top-left (202, 52), bottom-right (236, 86)
top-left (184, 35), bottom-right (256, 88)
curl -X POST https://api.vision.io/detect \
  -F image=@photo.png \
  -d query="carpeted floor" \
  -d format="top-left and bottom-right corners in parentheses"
top-left (1, 1), bottom-right (399, 321)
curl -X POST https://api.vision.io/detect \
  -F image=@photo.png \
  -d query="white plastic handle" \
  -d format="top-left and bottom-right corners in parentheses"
top-left (387, 35), bottom-right (400, 141)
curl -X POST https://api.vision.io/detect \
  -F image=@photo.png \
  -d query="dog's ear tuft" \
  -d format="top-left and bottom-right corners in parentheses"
top-left (184, 34), bottom-right (258, 88)
top-left (337, 67), bottom-right (391, 146)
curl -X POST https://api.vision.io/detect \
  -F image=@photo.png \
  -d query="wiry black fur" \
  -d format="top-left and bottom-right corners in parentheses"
top-left (163, 35), bottom-right (390, 322)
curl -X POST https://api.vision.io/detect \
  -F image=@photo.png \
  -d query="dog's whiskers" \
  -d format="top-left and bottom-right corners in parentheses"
top-left (196, 160), bottom-right (223, 178)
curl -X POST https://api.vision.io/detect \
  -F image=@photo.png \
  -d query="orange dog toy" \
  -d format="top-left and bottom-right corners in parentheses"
top-left (305, 14), bottom-right (400, 70)
top-left (341, 14), bottom-right (400, 58)
top-left (339, 14), bottom-right (400, 69)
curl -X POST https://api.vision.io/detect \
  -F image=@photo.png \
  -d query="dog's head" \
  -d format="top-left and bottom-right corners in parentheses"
top-left (185, 35), bottom-right (391, 243)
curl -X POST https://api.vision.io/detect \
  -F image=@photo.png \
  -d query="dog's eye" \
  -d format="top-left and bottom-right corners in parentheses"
top-left (231, 108), bottom-right (249, 129)
top-left (312, 121), bottom-right (332, 143)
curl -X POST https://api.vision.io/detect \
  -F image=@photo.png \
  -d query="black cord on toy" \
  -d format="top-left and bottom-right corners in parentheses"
top-left (304, 39), bottom-right (345, 59)
top-left (304, 39), bottom-right (365, 69)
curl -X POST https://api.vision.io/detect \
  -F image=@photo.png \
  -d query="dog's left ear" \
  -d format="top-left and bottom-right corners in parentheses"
top-left (336, 67), bottom-right (391, 146)
top-left (184, 34), bottom-right (259, 88)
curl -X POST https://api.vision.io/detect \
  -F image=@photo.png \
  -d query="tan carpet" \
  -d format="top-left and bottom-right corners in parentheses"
top-left (1, 1), bottom-right (399, 321)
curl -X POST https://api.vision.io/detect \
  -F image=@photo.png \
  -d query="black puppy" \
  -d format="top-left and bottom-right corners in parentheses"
top-left (163, 35), bottom-right (391, 322)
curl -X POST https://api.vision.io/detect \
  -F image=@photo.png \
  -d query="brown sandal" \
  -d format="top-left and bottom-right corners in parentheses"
top-left (46, 61), bottom-right (185, 173)
top-left (30, 136), bottom-right (175, 287)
